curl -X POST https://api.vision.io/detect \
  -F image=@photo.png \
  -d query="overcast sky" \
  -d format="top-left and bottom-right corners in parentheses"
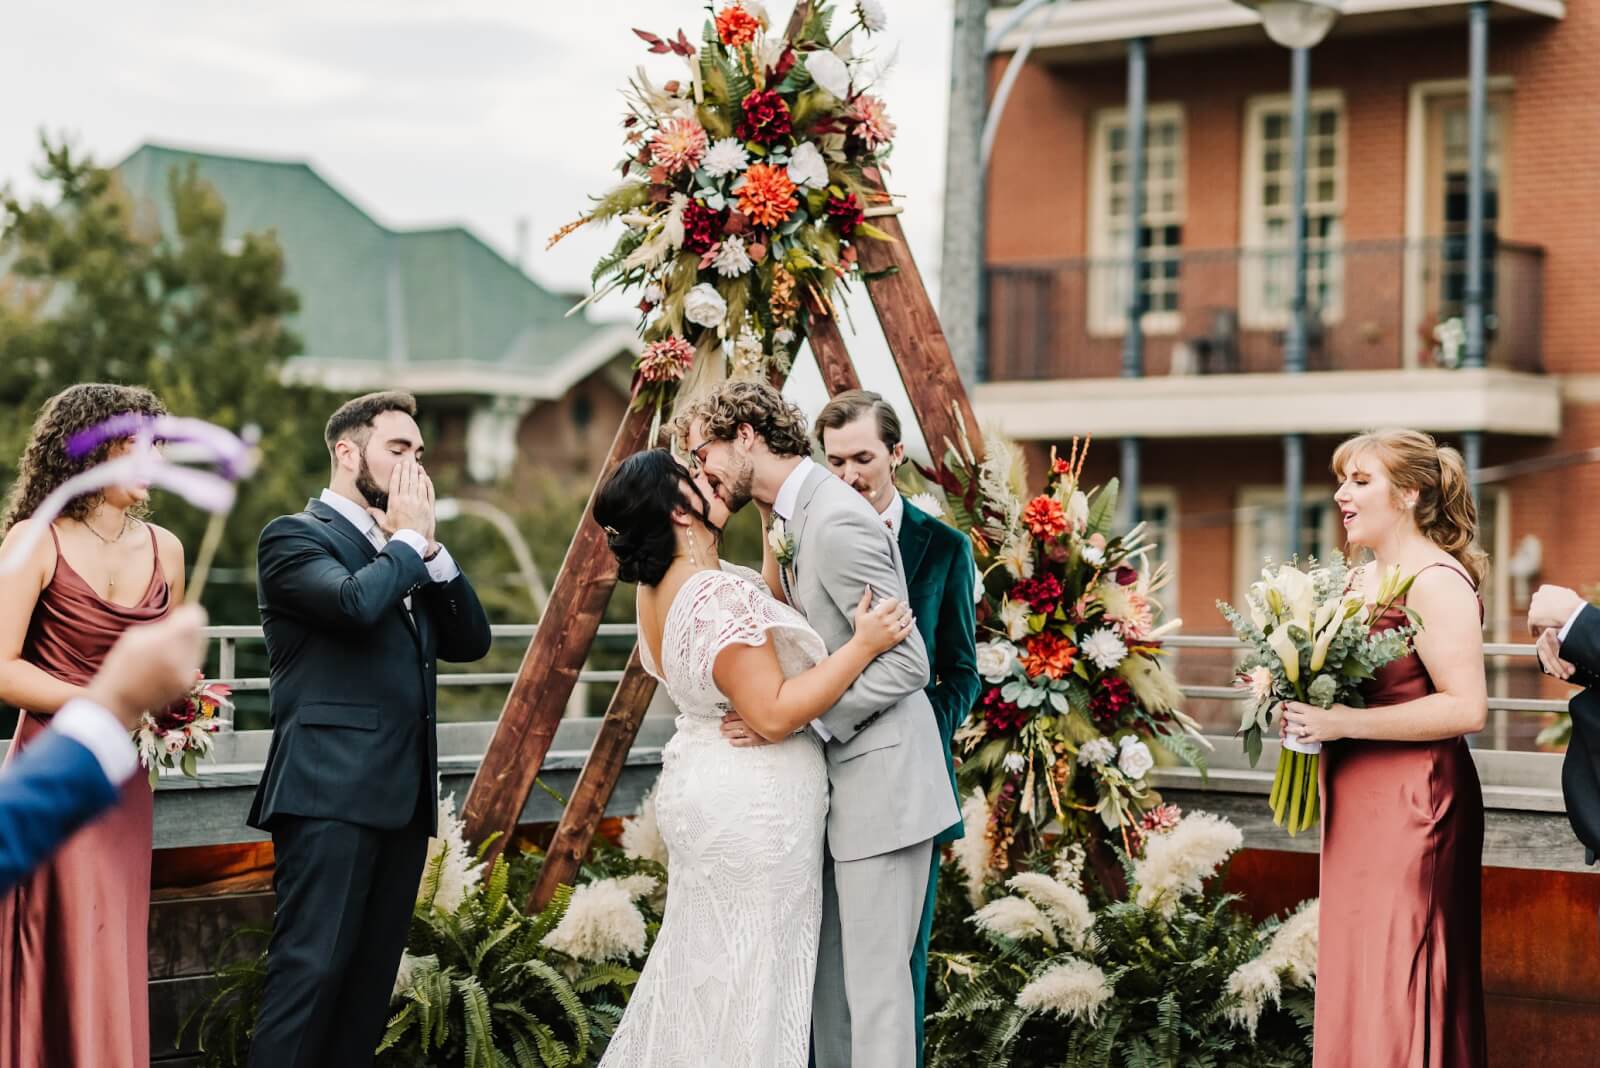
top-left (0, 0), bottom-right (956, 451)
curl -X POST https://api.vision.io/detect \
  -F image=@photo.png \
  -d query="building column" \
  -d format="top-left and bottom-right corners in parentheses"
top-left (1283, 45), bottom-right (1311, 559)
top-left (1119, 36), bottom-right (1149, 530)
top-left (1463, 0), bottom-right (1491, 510)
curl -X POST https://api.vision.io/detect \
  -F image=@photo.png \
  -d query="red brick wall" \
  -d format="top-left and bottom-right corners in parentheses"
top-left (987, 9), bottom-right (1600, 644)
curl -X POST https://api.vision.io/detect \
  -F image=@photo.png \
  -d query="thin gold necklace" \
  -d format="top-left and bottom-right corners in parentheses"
top-left (81, 514), bottom-right (134, 599)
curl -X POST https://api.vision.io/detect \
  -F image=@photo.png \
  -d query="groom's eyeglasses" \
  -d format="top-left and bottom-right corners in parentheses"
top-left (686, 439), bottom-right (712, 471)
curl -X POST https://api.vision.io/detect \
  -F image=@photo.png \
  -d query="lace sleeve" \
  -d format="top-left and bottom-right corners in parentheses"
top-left (689, 573), bottom-right (827, 702)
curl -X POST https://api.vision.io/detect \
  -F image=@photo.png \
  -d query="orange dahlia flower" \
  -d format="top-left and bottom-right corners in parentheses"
top-left (737, 163), bottom-right (799, 229)
top-left (715, 5), bottom-right (762, 47)
top-left (1022, 495), bottom-right (1068, 539)
top-left (1023, 632), bottom-right (1078, 680)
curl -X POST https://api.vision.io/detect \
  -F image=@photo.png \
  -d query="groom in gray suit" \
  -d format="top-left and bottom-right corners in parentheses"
top-left (678, 380), bottom-right (960, 1068)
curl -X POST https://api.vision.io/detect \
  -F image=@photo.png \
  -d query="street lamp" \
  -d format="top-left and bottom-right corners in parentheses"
top-left (1237, 0), bottom-right (1342, 49)
top-left (1234, 0), bottom-right (1342, 562)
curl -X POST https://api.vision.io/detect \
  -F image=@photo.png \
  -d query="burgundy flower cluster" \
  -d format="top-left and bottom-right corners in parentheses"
top-left (738, 89), bottom-right (793, 145)
top-left (1089, 675), bottom-right (1137, 731)
top-left (980, 686), bottom-right (1028, 732)
top-left (680, 201), bottom-right (725, 255)
top-left (824, 192), bottom-right (864, 237)
top-left (1011, 573), bottom-right (1063, 614)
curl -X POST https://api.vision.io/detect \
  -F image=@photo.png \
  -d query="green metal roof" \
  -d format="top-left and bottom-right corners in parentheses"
top-left (115, 143), bottom-right (629, 393)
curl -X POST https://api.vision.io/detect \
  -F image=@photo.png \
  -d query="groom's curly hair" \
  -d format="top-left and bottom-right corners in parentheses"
top-left (672, 379), bottom-right (811, 458)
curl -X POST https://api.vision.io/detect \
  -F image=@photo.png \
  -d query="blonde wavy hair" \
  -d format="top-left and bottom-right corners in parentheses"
top-left (671, 379), bottom-right (811, 458)
top-left (1331, 429), bottom-right (1488, 587)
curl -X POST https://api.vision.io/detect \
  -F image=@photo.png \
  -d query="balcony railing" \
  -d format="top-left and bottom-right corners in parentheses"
top-left (986, 238), bottom-right (1544, 382)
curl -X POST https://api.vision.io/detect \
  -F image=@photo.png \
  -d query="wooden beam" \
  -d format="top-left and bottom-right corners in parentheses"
top-left (462, 407), bottom-right (654, 857)
top-left (805, 307), bottom-right (863, 395)
top-left (858, 178), bottom-right (985, 463)
top-left (528, 647), bottom-right (657, 910)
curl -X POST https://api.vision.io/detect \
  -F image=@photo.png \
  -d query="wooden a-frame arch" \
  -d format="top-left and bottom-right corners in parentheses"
top-left (461, 1), bottom-right (987, 911)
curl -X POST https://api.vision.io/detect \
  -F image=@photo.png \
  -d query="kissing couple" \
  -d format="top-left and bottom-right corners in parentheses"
top-left (592, 379), bottom-right (960, 1067)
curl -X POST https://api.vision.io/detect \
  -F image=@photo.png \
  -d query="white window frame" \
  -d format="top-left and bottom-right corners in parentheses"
top-left (1231, 486), bottom-right (1343, 610)
top-left (1239, 90), bottom-right (1347, 330)
top-left (1088, 103), bottom-right (1186, 338)
top-left (1134, 487), bottom-right (1180, 619)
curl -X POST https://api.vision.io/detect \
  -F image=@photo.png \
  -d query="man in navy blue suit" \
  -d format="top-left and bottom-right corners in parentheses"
top-left (0, 606), bottom-right (206, 893)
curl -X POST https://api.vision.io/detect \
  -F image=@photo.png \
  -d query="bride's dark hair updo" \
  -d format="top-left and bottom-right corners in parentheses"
top-left (595, 448), bottom-right (716, 586)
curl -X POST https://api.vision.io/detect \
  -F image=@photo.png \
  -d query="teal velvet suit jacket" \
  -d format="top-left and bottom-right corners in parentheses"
top-left (897, 498), bottom-right (981, 845)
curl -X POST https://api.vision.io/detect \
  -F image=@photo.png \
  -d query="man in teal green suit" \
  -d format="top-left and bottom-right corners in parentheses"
top-left (814, 390), bottom-right (980, 1066)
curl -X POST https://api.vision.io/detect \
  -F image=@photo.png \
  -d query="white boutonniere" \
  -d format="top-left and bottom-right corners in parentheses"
top-left (768, 516), bottom-right (796, 567)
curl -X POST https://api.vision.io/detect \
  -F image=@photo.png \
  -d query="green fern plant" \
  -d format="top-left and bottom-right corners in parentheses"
top-left (926, 856), bottom-right (1315, 1068)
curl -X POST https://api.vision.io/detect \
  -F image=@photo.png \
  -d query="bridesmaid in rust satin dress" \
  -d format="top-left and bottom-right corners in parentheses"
top-left (0, 383), bottom-right (179, 1068)
top-left (1281, 430), bottom-right (1489, 1068)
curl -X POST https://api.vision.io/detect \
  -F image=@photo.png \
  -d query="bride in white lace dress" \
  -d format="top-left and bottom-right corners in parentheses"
top-left (592, 449), bottom-right (915, 1067)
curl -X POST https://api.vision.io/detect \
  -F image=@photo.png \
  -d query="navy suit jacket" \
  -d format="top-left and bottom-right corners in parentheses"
top-left (248, 499), bottom-right (492, 836)
top-left (0, 730), bottom-right (118, 894)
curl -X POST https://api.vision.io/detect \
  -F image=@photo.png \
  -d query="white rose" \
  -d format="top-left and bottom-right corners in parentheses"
top-left (1117, 736), bottom-right (1154, 780)
top-left (767, 517), bottom-right (789, 558)
top-left (975, 639), bottom-right (1019, 683)
top-left (683, 283), bottom-right (727, 329)
top-left (805, 49), bottom-right (851, 100)
top-left (974, 561), bottom-right (985, 603)
top-left (1077, 737), bottom-right (1117, 767)
top-left (787, 141), bottom-right (830, 190)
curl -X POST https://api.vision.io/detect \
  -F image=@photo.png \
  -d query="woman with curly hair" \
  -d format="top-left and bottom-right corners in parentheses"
top-left (0, 383), bottom-right (185, 1068)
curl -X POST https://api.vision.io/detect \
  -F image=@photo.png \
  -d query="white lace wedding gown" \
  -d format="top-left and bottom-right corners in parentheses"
top-left (599, 563), bottom-right (830, 1068)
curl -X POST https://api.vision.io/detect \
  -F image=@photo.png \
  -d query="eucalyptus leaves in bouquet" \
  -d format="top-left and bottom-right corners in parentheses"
top-left (1218, 556), bottom-right (1422, 835)
top-left (926, 809), bottom-right (1317, 1068)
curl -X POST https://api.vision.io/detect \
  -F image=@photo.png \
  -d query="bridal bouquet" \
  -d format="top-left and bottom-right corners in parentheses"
top-left (135, 678), bottom-right (231, 786)
top-left (1218, 557), bottom-right (1420, 835)
top-left (552, 1), bottom-right (899, 412)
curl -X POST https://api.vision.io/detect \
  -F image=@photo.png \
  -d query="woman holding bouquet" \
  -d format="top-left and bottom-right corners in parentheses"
top-left (1281, 429), bottom-right (1487, 1068)
top-left (0, 384), bottom-right (183, 1068)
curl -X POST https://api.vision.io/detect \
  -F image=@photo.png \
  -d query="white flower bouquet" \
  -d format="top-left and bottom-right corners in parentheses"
top-left (1217, 556), bottom-right (1421, 835)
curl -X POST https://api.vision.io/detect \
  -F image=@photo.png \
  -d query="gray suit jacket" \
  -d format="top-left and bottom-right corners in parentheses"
top-left (783, 467), bottom-right (962, 862)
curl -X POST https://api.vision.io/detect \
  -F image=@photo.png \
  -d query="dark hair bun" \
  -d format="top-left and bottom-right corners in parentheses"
top-left (594, 449), bottom-right (706, 586)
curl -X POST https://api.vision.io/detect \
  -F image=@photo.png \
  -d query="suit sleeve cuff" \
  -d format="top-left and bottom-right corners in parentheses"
top-left (1559, 602), bottom-right (1589, 643)
top-left (421, 543), bottom-right (461, 584)
top-left (810, 720), bottom-right (834, 742)
top-left (50, 699), bottom-right (137, 785)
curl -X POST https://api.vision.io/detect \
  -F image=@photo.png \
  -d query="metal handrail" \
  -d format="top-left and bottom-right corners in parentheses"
top-left (203, 625), bottom-right (1565, 715)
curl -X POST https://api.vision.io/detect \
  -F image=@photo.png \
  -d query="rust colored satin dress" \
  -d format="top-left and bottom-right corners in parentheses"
top-left (1314, 564), bottom-right (1486, 1068)
top-left (0, 525), bottom-right (169, 1068)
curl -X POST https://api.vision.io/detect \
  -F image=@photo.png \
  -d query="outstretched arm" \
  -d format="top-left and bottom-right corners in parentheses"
top-left (810, 507), bottom-right (931, 745)
top-left (257, 517), bottom-right (429, 631)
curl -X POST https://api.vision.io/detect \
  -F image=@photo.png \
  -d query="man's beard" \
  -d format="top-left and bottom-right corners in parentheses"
top-left (720, 457), bottom-right (755, 513)
top-left (355, 453), bottom-right (388, 511)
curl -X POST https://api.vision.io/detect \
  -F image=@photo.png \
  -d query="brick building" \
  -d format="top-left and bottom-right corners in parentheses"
top-left (977, 0), bottom-right (1591, 738)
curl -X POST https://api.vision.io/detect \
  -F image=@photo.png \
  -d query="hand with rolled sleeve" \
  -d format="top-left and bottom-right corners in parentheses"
top-left (0, 606), bottom-right (208, 893)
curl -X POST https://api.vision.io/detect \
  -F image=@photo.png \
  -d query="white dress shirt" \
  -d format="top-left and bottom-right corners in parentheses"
top-left (52, 699), bottom-right (138, 786)
top-left (771, 456), bottom-right (817, 522)
top-left (881, 492), bottom-right (905, 536)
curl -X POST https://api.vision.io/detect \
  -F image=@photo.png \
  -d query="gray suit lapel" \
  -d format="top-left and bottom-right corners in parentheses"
top-left (785, 466), bottom-right (833, 578)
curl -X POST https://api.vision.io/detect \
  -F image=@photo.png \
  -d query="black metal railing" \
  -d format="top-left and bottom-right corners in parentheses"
top-left (986, 238), bottom-right (1544, 381)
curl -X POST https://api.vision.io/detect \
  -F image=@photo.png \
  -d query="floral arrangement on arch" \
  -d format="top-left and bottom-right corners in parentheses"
top-left (551, 1), bottom-right (899, 411)
top-left (920, 431), bottom-right (1212, 880)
